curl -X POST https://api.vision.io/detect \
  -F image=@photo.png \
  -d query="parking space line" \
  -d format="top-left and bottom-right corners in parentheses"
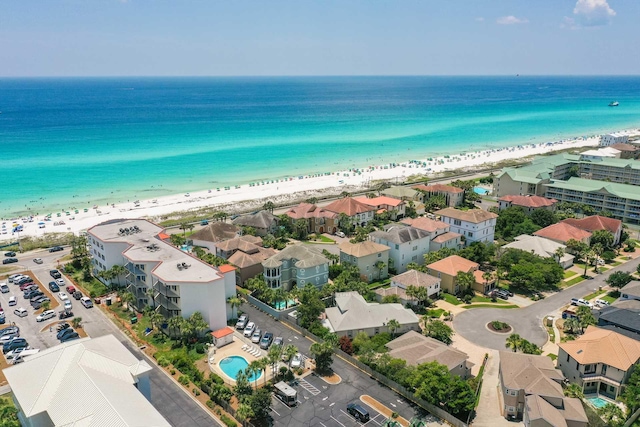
top-left (270, 407), bottom-right (280, 417)
top-left (330, 415), bottom-right (347, 427)
top-left (299, 378), bottom-right (321, 396)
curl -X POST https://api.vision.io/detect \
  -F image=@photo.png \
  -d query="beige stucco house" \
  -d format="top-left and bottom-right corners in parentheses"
top-left (339, 240), bottom-right (390, 282)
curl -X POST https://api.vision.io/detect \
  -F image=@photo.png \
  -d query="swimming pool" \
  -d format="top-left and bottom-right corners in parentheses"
top-left (274, 300), bottom-right (296, 310)
top-left (219, 356), bottom-right (262, 382)
top-left (587, 396), bottom-right (609, 409)
top-left (473, 186), bottom-right (490, 195)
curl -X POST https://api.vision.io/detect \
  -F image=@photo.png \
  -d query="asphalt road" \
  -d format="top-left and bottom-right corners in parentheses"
top-left (452, 256), bottom-right (640, 350)
top-left (1, 248), bottom-right (221, 427)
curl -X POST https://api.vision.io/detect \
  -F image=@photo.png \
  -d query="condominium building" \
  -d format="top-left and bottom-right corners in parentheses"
top-left (434, 208), bottom-right (497, 246)
top-left (544, 177), bottom-right (640, 224)
top-left (87, 219), bottom-right (236, 331)
top-left (601, 132), bottom-right (629, 147)
top-left (413, 184), bottom-right (465, 207)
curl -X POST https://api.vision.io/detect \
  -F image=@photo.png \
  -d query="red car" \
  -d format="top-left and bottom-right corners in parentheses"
top-left (20, 283), bottom-right (37, 292)
top-left (66, 285), bottom-right (76, 294)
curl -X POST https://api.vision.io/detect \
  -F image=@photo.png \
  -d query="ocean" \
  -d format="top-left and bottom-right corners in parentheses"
top-left (1, 76), bottom-right (639, 218)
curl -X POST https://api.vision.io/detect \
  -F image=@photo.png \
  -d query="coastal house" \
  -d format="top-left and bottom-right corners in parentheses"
top-left (215, 236), bottom-right (277, 286)
top-left (323, 197), bottom-right (376, 228)
top-left (88, 219), bottom-right (236, 331)
top-left (620, 281), bottom-right (640, 302)
top-left (369, 224), bottom-right (431, 273)
top-left (323, 291), bottom-right (420, 338)
top-left (561, 215), bottom-right (623, 246)
top-left (354, 195), bottom-right (406, 220)
top-left (232, 210), bottom-right (279, 236)
top-left (285, 202), bottom-right (338, 234)
top-left (381, 186), bottom-right (422, 202)
top-left (503, 235), bottom-right (574, 269)
top-left (339, 240), bottom-right (390, 282)
top-left (413, 183), bottom-right (464, 207)
top-left (4, 335), bottom-right (171, 427)
top-left (386, 331), bottom-right (472, 379)
top-left (580, 147), bottom-right (621, 160)
top-left (610, 142), bottom-right (640, 159)
top-left (426, 255), bottom-right (494, 294)
top-left (189, 222), bottom-right (241, 251)
top-left (497, 195), bottom-right (557, 213)
top-left (557, 325), bottom-right (640, 399)
top-left (499, 351), bottom-right (587, 426)
top-left (600, 132), bottom-right (629, 147)
top-left (262, 243), bottom-right (329, 290)
top-left (434, 207), bottom-right (497, 246)
top-left (596, 299), bottom-right (640, 339)
top-left (533, 222), bottom-right (592, 245)
top-left (391, 269), bottom-right (440, 299)
top-left (214, 235), bottom-right (264, 259)
top-left (401, 216), bottom-right (462, 252)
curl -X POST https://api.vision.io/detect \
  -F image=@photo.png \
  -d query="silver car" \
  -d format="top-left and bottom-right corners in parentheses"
top-left (291, 353), bottom-right (304, 369)
top-left (251, 328), bottom-right (262, 344)
top-left (243, 321), bottom-right (255, 337)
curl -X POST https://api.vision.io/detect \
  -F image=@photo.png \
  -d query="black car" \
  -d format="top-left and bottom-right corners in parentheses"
top-left (3, 338), bottom-right (28, 354)
top-left (492, 289), bottom-right (509, 300)
top-left (57, 327), bottom-right (76, 341)
top-left (4, 251), bottom-right (16, 257)
top-left (17, 277), bottom-right (34, 286)
top-left (31, 297), bottom-right (51, 309)
top-left (49, 246), bottom-right (64, 253)
top-left (60, 332), bottom-right (79, 343)
top-left (50, 270), bottom-right (62, 279)
top-left (24, 289), bottom-right (44, 299)
top-left (2, 258), bottom-right (18, 265)
top-left (48, 282), bottom-right (60, 292)
top-left (59, 311), bottom-right (74, 320)
top-left (73, 291), bottom-right (83, 300)
top-left (346, 403), bottom-right (370, 422)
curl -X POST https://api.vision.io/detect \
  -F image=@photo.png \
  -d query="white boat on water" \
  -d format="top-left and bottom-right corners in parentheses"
top-left (609, 101), bottom-right (619, 107)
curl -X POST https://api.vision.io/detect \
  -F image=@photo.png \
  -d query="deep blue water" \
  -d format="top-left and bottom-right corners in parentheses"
top-left (1, 76), bottom-right (639, 217)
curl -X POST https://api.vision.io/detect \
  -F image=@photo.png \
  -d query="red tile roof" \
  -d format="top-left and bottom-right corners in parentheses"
top-left (354, 196), bottom-right (404, 208)
top-left (427, 255), bottom-right (479, 277)
top-left (157, 233), bottom-right (170, 240)
top-left (413, 184), bottom-right (464, 194)
top-left (286, 203), bottom-right (338, 220)
top-left (217, 264), bottom-right (236, 273)
top-left (561, 215), bottom-right (622, 235)
top-left (498, 195), bottom-right (557, 208)
top-left (211, 326), bottom-right (234, 339)
top-left (324, 197), bottom-right (376, 216)
top-left (533, 223), bottom-right (592, 243)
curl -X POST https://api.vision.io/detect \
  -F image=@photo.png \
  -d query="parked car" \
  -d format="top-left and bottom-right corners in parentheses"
top-left (64, 300), bottom-right (73, 311)
top-left (346, 403), bottom-right (370, 423)
top-left (3, 258), bottom-right (18, 265)
top-left (3, 338), bottom-right (28, 353)
top-left (72, 291), bottom-right (83, 300)
top-left (50, 270), bottom-right (62, 279)
top-left (0, 283), bottom-right (9, 293)
top-left (31, 297), bottom-right (51, 309)
top-left (236, 314), bottom-right (249, 329)
top-left (4, 251), bottom-right (16, 257)
top-left (492, 289), bottom-right (509, 300)
top-left (595, 299), bottom-right (610, 307)
top-left (36, 310), bottom-right (56, 322)
top-left (59, 310), bottom-right (74, 320)
top-left (571, 298), bottom-right (593, 308)
top-left (13, 308), bottom-right (28, 317)
top-left (20, 283), bottom-right (37, 292)
top-left (57, 327), bottom-right (75, 340)
top-left (17, 277), bottom-right (34, 286)
top-left (48, 282), bottom-right (60, 292)
top-left (260, 332), bottom-right (274, 349)
top-left (80, 297), bottom-right (93, 308)
top-left (335, 231), bottom-right (346, 238)
top-left (33, 258), bottom-right (43, 264)
top-left (56, 278), bottom-right (65, 286)
top-left (243, 321), bottom-right (256, 337)
top-left (251, 328), bottom-right (262, 344)
top-left (67, 285), bottom-right (76, 293)
top-left (49, 246), bottom-right (64, 253)
top-left (290, 353), bottom-right (304, 369)
top-left (9, 274), bottom-right (25, 283)
top-left (0, 326), bottom-right (19, 337)
top-left (24, 290), bottom-right (44, 300)
top-left (58, 292), bottom-right (69, 301)
top-left (0, 333), bottom-right (19, 343)
top-left (8, 296), bottom-right (17, 306)
top-left (60, 332), bottom-right (80, 343)
top-left (5, 347), bottom-right (28, 360)
top-left (273, 336), bottom-right (284, 348)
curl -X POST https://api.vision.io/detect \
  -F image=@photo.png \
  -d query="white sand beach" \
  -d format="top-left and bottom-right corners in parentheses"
top-left (3, 130), bottom-right (638, 242)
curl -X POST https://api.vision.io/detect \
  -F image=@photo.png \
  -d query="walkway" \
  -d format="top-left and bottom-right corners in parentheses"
top-left (472, 350), bottom-right (521, 427)
top-left (452, 256), bottom-right (640, 351)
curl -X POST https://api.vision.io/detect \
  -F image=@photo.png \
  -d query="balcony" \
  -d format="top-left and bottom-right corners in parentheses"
top-left (581, 373), bottom-right (622, 387)
top-left (155, 283), bottom-right (180, 298)
top-left (125, 262), bottom-right (146, 276)
top-left (155, 294), bottom-right (181, 311)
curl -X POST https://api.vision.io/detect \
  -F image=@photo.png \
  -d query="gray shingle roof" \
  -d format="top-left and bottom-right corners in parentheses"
top-left (263, 243), bottom-right (328, 269)
top-left (370, 225), bottom-right (430, 245)
top-left (232, 210), bottom-right (278, 229)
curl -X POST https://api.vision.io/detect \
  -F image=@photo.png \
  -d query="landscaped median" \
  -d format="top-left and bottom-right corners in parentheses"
top-left (360, 395), bottom-right (409, 427)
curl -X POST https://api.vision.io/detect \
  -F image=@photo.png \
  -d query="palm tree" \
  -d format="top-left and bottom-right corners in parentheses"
top-left (262, 201), bottom-right (275, 214)
top-left (188, 312), bottom-right (209, 340)
top-left (71, 317), bottom-right (83, 329)
top-left (227, 295), bottom-right (242, 320)
top-left (247, 360), bottom-right (262, 389)
top-left (283, 344), bottom-right (298, 367)
top-left (482, 271), bottom-right (493, 293)
top-left (146, 288), bottom-right (156, 310)
top-left (120, 291), bottom-right (135, 311)
top-left (257, 357), bottom-right (269, 386)
top-left (563, 383), bottom-right (584, 399)
top-left (167, 316), bottom-right (183, 339)
top-left (387, 319), bottom-right (400, 338)
top-left (179, 222), bottom-right (194, 241)
top-left (179, 318), bottom-right (195, 344)
top-left (268, 344), bottom-right (282, 376)
top-left (374, 261), bottom-right (386, 280)
top-left (274, 287), bottom-right (286, 310)
top-left (340, 191), bottom-right (351, 198)
top-left (110, 264), bottom-right (127, 288)
top-left (505, 333), bottom-right (521, 352)
top-left (149, 311), bottom-right (165, 330)
top-left (235, 403), bottom-right (254, 423)
top-left (554, 247), bottom-right (565, 263)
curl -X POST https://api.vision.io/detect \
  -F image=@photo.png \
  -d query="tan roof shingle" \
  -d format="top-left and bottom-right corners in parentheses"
top-left (559, 326), bottom-right (640, 371)
top-left (435, 207), bottom-right (498, 224)
top-left (427, 255), bottom-right (478, 277)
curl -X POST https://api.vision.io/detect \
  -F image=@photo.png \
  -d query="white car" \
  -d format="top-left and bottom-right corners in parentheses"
top-left (56, 278), bottom-right (65, 286)
top-left (64, 300), bottom-right (73, 311)
top-left (5, 347), bottom-right (29, 360)
top-left (8, 296), bottom-right (17, 306)
top-left (13, 308), bottom-right (28, 317)
top-left (58, 292), bottom-right (69, 301)
top-left (595, 299), bottom-right (610, 307)
top-left (33, 258), bottom-right (43, 264)
top-left (243, 321), bottom-right (256, 337)
top-left (36, 310), bottom-right (56, 322)
top-left (290, 353), bottom-right (304, 369)
top-left (80, 297), bottom-right (93, 308)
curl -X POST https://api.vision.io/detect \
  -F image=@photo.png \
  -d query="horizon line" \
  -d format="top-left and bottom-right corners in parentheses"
top-left (1, 74), bottom-right (640, 79)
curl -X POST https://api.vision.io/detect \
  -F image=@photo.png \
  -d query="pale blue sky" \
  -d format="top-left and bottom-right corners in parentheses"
top-left (1, 0), bottom-right (637, 76)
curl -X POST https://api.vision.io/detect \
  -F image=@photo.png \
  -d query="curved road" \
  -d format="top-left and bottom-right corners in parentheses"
top-left (453, 256), bottom-right (640, 350)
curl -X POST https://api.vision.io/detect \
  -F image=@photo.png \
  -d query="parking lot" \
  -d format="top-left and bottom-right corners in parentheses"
top-left (238, 303), bottom-right (437, 426)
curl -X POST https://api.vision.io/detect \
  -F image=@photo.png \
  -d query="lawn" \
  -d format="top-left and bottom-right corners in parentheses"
top-left (69, 270), bottom-right (109, 297)
top-left (564, 276), bottom-right (586, 287)
top-left (583, 290), bottom-right (606, 301)
top-left (610, 261), bottom-right (622, 266)
top-left (470, 296), bottom-right (509, 304)
top-left (442, 293), bottom-right (462, 305)
top-left (426, 308), bottom-right (445, 319)
top-left (314, 234), bottom-right (336, 243)
top-left (368, 278), bottom-right (391, 290)
top-left (547, 354), bottom-right (557, 361)
top-left (596, 267), bottom-right (610, 273)
top-left (601, 294), bottom-right (618, 304)
top-left (463, 304), bottom-right (519, 309)
top-left (563, 270), bottom-right (577, 279)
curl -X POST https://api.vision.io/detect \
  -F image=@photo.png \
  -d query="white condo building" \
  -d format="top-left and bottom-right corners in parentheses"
top-left (600, 132), bottom-right (629, 147)
top-left (88, 219), bottom-right (236, 331)
top-left (434, 208), bottom-right (497, 246)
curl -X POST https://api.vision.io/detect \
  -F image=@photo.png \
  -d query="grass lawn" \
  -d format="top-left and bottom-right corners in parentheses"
top-left (442, 293), bottom-right (462, 305)
top-left (574, 262), bottom-right (586, 271)
top-left (596, 267), bottom-right (610, 273)
top-left (610, 261), bottom-right (622, 266)
top-left (601, 294), bottom-right (618, 304)
top-left (563, 270), bottom-right (577, 279)
top-left (368, 279), bottom-right (391, 290)
top-left (471, 296), bottom-right (508, 304)
top-left (564, 276), bottom-right (586, 287)
top-left (69, 270), bottom-right (109, 297)
top-left (547, 354), bottom-right (557, 361)
top-left (314, 234), bottom-right (335, 243)
top-left (426, 308), bottom-right (445, 319)
top-left (463, 304), bottom-right (519, 309)
top-left (583, 290), bottom-right (606, 301)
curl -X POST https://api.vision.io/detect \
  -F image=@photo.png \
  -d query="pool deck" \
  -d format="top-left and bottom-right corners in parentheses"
top-left (585, 393), bottom-right (625, 411)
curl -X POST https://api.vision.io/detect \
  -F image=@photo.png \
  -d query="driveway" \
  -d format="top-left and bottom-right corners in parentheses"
top-left (452, 256), bottom-right (640, 350)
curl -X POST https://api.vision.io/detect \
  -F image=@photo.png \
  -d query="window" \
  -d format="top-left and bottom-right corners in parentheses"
top-left (468, 232), bottom-right (473, 238)
top-left (378, 253), bottom-right (382, 258)
top-left (506, 406), bottom-right (516, 413)
top-left (395, 244), bottom-right (399, 250)
top-left (412, 255), bottom-right (417, 261)
top-left (585, 364), bottom-right (596, 374)
top-left (454, 219), bottom-right (461, 226)
top-left (412, 245), bottom-right (418, 251)
top-left (508, 389), bottom-right (517, 396)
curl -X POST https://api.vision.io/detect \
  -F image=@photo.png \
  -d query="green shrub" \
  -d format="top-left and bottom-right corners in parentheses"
top-left (206, 400), bottom-right (215, 409)
top-left (178, 375), bottom-right (190, 386)
top-left (209, 372), bottom-right (224, 385)
top-left (193, 388), bottom-right (201, 396)
top-left (220, 414), bottom-right (237, 427)
top-left (170, 369), bottom-right (176, 375)
top-left (157, 357), bottom-right (170, 367)
top-left (195, 343), bottom-right (206, 354)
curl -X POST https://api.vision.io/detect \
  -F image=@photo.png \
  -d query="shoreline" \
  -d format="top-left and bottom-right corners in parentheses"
top-left (2, 128), bottom-right (639, 242)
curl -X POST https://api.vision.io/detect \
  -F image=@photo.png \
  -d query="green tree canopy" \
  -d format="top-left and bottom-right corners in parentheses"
top-left (424, 319), bottom-right (454, 345)
top-left (590, 229), bottom-right (615, 251)
top-left (606, 271), bottom-right (633, 290)
top-left (495, 206), bottom-right (541, 241)
top-left (530, 209), bottom-right (558, 228)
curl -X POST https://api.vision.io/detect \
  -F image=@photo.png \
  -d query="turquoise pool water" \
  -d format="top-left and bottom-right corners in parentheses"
top-left (219, 356), bottom-right (262, 382)
top-left (473, 186), bottom-right (489, 195)
top-left (587, 396), bottom-right (609, 409)
top-left (274, 300), bottom-right (297, 310)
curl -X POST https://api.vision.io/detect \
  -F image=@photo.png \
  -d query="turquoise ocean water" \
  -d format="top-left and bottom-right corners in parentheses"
top-left (1, 76), bottom-right (639, 218)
